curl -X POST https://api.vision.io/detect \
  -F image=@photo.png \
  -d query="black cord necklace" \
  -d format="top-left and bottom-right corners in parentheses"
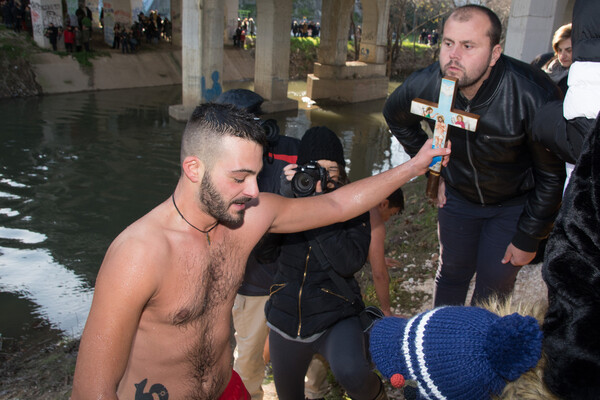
top-left (172, 195), bottom-right (219, 245)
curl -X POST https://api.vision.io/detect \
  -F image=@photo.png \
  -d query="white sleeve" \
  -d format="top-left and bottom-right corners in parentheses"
top-left (564, 61), bottom-right (600, 119)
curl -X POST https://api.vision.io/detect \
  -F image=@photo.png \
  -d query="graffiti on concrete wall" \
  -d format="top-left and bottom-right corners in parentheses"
top-left (30, 0), bottom-right (63, 47)
top-left (201, 71), bottom-right (223, 102)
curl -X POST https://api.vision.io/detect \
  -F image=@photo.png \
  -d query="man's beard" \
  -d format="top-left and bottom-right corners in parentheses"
top-left (441, 53), bottom-right (492, 91)
top-left (200, 170), bottom-right (251, 225)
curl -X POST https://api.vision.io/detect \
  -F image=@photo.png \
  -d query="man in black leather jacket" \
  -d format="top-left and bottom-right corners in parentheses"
top-left (384, 5), bottom-right (565, 307)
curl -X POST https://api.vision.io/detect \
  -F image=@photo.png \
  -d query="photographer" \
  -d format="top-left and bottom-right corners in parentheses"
top-left (265, 126), bottom-right (387, 400)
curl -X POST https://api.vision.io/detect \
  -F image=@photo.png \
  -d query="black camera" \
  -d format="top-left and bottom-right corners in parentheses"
top-left (291, 162), bottom-right (329, 197)
top-left (261, 118), bottom-right (280, 145)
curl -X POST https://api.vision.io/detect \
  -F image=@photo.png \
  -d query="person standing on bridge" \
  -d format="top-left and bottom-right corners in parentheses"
top-left (383, 4), bottom-right (565, 307)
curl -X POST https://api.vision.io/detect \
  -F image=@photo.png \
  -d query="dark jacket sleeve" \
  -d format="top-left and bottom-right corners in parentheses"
top-left (514, 79), bottom-right (566, 252)
top-left (309, 211), bottom-right (371, 278)
top-left (383, 69), bottom-right (434, 157)
top-left (532, 100), bottom-right (593, 164)
top-left (513, 139), bottom-right (566, 251)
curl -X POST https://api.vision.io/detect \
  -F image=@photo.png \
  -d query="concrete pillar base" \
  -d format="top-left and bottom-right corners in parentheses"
top-left (168, 104), bottom-right (194, 121)
top-left (261, 98), bottom-right (298, 114)
top-left (307, 61), bottom-right (389, 103)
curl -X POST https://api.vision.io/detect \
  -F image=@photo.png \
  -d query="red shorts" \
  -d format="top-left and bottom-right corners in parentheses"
top-left (218, 370), bottom-right (250, 400)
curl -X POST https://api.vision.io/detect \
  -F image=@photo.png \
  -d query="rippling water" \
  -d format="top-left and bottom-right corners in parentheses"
top-left (0, 83), bottom-right (408, 342)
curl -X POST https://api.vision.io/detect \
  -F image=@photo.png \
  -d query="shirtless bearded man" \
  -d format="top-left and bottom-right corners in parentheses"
top-left (71, 103), bottom-right (449, 400)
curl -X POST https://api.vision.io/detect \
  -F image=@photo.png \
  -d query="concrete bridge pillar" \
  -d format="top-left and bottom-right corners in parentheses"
top-left (169, 0), bottom-right (224, 121)
top-left (224, 0), bottom-right (238, 46)
top-left (30, 0), bottom-right (64, 49)
top-left (170, 0), bottom-right (182, 47)
top-left (318, 0), bottom-right (354, 66)
top-left (504, 0), bottom-right (574, 63)
top-left (359, 0), bottom-right (390, 64)
top-left (254, 0), bottom-right (297, 113)
top-left (307, 0), bottom-right (389, 104)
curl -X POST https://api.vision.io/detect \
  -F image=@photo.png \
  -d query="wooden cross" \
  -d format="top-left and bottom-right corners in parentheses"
top-left (410, 77), bottom-right (479, 200)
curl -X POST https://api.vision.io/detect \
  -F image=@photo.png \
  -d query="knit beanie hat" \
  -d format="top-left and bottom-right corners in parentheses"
top-left (369, 306), bottom-right (543, 400)
top-left (297, 126), bottom-right (345, 166)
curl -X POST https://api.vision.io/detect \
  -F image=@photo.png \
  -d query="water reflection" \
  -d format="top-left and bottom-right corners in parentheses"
top-left (0, 82), bottom-right (407, 341)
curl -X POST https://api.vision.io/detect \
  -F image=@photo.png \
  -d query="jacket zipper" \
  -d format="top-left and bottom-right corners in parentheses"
top-left (463, 102), bottom-right (485, 205)
top-left (320, 288), bottom-right (349, 301)
top-left (297, 246), bottom-right (310, 336)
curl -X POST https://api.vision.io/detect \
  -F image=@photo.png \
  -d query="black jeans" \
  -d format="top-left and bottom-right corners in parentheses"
top-left (269, 316), bottom-right (380, 400)
top-left (434, 188), bottom-right (525, 306)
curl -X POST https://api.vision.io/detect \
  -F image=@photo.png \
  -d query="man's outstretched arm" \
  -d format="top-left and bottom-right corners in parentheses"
top-left (266, 139), bottom-right (450, 234)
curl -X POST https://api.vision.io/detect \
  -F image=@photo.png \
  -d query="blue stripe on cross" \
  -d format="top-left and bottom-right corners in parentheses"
top-left (409, 77), bottom-right (479, 173)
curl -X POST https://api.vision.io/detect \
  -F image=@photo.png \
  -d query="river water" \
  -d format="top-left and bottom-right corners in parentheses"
top-left (0, 82), bottom-right (408, 344)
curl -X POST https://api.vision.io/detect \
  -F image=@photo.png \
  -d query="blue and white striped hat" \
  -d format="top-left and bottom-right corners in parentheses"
top-left (369, 306), bottom-right (543, 400)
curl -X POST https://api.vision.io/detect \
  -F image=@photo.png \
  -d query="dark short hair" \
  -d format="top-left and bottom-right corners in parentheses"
top-left (387, 187), bottom-right (405, 212)
top-left (181, 103), bottom-right (266, 166)
top-left (449, 5), bottom-right (502, 47)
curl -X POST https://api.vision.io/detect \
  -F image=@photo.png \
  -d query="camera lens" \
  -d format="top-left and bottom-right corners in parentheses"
top-left (291, 172), bottom-right (316, 197)
top-left (261, 119), bottom-right (280, 144)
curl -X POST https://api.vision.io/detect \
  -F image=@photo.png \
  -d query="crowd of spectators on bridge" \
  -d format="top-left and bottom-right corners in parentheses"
top-left (1, 0), bottom-right (171, 55)
top-left (109, 11), bottom-right (172, 54)
top-left (1, 0), bottom-right (32, 35)
top-left (291, 18), bottom-right (320, 38)
top-left (417, 28), bottom-right (439, 46)
top-left (233, 17), bottom-right (255, 49)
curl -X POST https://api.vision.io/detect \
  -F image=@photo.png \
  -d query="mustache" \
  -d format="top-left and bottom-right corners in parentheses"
top-left (443, 60), bottom-right (464, 70)
top-left (232, 197), bottom-right (253, 205)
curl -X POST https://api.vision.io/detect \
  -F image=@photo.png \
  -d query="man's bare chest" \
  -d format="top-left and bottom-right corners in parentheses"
top-left (152, 238), bottom-right (250, 326)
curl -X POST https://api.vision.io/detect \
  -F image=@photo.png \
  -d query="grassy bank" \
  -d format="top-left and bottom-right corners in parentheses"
top-left (0, 26), bottom-right (41, 97)
top-left (361, 176), bottom-right (439, 315)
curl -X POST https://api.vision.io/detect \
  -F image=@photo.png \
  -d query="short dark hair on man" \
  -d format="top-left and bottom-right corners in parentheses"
top-left (387, 187), bottom-right (404, 212)
top-left (450, 5), bottom-right (502, 47)
top-left (181, 103), bottom-right (267, 167)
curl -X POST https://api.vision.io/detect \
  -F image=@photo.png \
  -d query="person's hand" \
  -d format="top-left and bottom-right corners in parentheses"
top-left (409, 139), bottom-right (451, 176)
top-left (441, 140), bottom-right (451, 168)
top-left (436, 177), bottom-right (447, 208)
top-left (315, 180), bottom-right (324, 193)
top-left (385, 257), bottom-right (401, 268)
top-left (501, 243), bottom-right (536, 266)
top-left (282, 163), bottom-right (297, 182)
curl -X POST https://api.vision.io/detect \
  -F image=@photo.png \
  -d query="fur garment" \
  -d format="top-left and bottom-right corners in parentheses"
top-left (542, 112), bottom-right (600, 399)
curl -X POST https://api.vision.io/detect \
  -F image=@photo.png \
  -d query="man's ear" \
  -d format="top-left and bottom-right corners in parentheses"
top-left (378, 199), bottom-right (390, 211)
top-left (489, 44), bottom-right (502, 67)
top-left (182, 156), bottom-right (204, 183)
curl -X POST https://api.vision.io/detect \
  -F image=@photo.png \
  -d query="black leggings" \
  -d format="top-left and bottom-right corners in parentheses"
top-left (269, 316), bottom-right (381, 400)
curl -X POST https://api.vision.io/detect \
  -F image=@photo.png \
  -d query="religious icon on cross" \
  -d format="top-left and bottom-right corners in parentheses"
top-left (409, 77), bottom-right (479, 200)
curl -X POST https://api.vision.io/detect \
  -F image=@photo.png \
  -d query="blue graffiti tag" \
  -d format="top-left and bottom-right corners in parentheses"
top-left (201, 70), bottom-right (223, 102)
